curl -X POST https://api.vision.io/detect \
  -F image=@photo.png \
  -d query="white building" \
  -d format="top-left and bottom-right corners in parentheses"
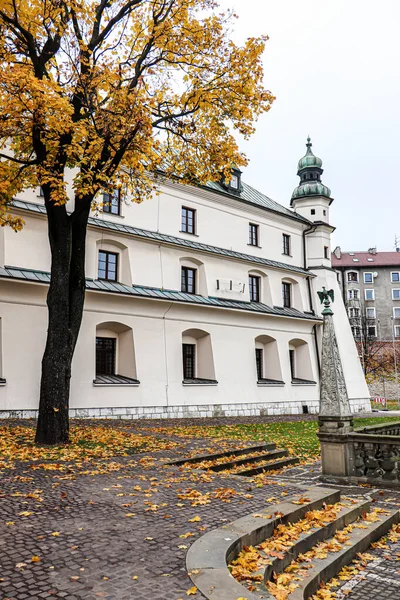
top-left (0, 139), bottom-right (370, 419)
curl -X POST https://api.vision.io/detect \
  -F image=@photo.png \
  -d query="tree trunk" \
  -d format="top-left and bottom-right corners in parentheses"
top-left (35, 198), bottom-right (91, 445)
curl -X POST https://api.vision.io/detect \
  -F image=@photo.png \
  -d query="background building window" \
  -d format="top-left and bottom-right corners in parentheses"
top-left (249, 275), bottom-right (260, 302)
top-left (349, 307), bottom-right (360, 318)
top-left (282, 282), bottom-right (291, 307)
top-left (392, 272), bottom-right (400, 283)
top-left (249, 223), bottom-right (259, 246)
top-left (394, 308), bottom-right (400, 319)
top-left (96, 337), bottom-right (116, 375)
top-left (363, 272), bottom-right (373, 283)
top-left (365, 289), bottom-right (375, 301)
top-left (348, 289), bottom-right (360, 300)
top-left (351, 326), bottom-right (361, 338)
top-left (181, 206), bottom-right (196, 234)
top-left (103, 190), bottom-right (121, 215)
top-left (393, 289), bottom-right (400, 300)
top-left (367, 326), bottom-right (377, 337)
top-left (347, 271), bottom-right (359, 282)
top-left (366, 307), bottom-right (376, 319)
top-left (395, 326), bottom-right (400, 337)
top-left (282, 234), bottom-right (291, 256)
top-left (181, 267), bottom-right (196, 294)
top-left (255, 348), bottom-right (263, 380)
top-left (98, 250), bottom-right (118, 281)
top-left (182, 343), bottom-right (196, 379)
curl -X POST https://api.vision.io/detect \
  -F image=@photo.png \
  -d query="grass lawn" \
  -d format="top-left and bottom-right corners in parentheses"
top-left (161, 415), bottom-right (400, 462)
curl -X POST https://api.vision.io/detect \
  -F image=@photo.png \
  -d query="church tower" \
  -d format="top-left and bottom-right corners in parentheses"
top-left (291, 137), bottom-right (334, 270)
top-left (292, 138), bottom-right (370, 413)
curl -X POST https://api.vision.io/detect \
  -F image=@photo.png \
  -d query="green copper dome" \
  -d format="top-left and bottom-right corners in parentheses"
top-left (292, 181), bottom-right (331, 200)
top-left (297, 137), bottom-right (323, 171)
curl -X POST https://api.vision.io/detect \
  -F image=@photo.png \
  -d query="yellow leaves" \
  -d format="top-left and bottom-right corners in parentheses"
top-left (292, 497), bottom-right (311, 505)
top-left (188, 516), bottom-right (201, 522)
top-left (179, 532), bottom-right (195, 539)
top-left (186, 586), bottom-right (197, 596)
top-left (51, 531), bottom-right (60, 537)
top-left (31, 555), bottom-right (40, 563)
top-left (125, 513), bottom-right (136, 518)
top-left (18, 511), bottom-right (33, 517)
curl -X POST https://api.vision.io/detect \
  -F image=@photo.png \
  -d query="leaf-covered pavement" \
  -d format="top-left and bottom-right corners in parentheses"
top-left (1, 415), bottom-right (400, 600)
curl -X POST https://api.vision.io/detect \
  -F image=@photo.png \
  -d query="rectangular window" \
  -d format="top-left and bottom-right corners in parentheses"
top-left (289, 349), bottom-right (295, 379)
top-left (348, 289), bottom-right (360, 300)
top-left (365, 289), bottom-right (375, 301)
top-left (351, 326), bottom-right (361, 338)
top-left (38, 186), bottom-right (44, 197)
top-left (366, 307), bottom-right (376, 319)
top-left (349, 307), bottom-right (360, 318)
top-left (394, 308), bottom-right (400, 319)
top-left (282, 282), bottom-right (291, 308)
top-left (182, 344), bottom-right (196, 379)
top-left (393, 289), bottom-right (400, 300)
top-left (324, 246), bottom-right (329, 259)
top-left (249, 223), bottom-right (259, 246)
top-left (181, 267), bottom-right (196, 294)
top-left (230, 174), bottom-right (239, 189)
top-left (367, 326), bottom-right (377, 338)
top-left (347, 272), bottom-right (359, 282)
top-left (255, 348), bottom-right (263, 380)
top-left (181, 206), bottom-right (196, 234)
top-left (98, 250), bottom-right (118, 281)
top-left (103, 190), bottom-right (121, 215)
top-left (395, 326), bottom-right (400, 337)
top-left (96, 337), bottom-right (116, 376)
top-left (249, 275), bottom-right (260, 303)
top-left (282, 234), bottom-right (291, 256)
top-left (392, 272), bottom-right (400, 283)
top-left (363, 272), bottom-right (373, 283)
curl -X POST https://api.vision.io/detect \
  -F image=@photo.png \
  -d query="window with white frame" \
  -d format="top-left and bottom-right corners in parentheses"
top-left (394, 307), bottom-right (400, 319)
top-left (348, 289), bottom-right (360, 301)
top-left (392, 272), bottom-right (400, 283)
top-left (365, 289), bottom-right (375, 301)
top-left (348, 307), bottom-right (360, 318)
top-left (363, 272), bottom-right (373, 283)
top-left (351, 326), bottom-right (361, 338)
top-left (395, 325), bottom-right (400, 337)
top-left (393, 289), bottom-right (400, 300)
top-left (347, 271), bottom-right (359, 283)
top-left (366, 307), bottom-right (376, 319)
top-left (367, 325), bottom-right (377, 338)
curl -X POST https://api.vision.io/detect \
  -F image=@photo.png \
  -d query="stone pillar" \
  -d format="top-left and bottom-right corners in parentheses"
top-left (317, 288), bottom-right (354, 477)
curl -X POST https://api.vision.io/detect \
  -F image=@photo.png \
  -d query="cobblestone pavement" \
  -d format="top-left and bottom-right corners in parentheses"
top-left (1, 418), bottom-right (400, 600)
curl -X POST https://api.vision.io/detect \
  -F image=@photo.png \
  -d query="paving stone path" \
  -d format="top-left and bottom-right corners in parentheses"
top-left (1, 416), bottom-right (400, 600)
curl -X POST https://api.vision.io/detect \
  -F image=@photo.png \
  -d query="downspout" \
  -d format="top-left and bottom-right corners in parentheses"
top-left (303, 224), bottom-right (321, 376)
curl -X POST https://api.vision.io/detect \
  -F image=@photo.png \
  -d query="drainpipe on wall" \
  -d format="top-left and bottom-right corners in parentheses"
top-left (303, 224), bottom-right (321, 376)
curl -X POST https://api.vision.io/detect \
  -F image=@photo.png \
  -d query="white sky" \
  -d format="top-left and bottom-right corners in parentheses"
top-left (218, 0), bottom-right (400, 251)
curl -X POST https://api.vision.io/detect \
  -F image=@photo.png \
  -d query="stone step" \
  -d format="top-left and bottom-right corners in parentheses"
top-left (235, 456), bottom-right (299, 476)
top-left (208, 449), bottom-right (289, 472)
top-left (286, 508), bottom-right (400, 600)
top-left (261, 498), bottom-right (370, 584)
top-left (168, 442), bottom-right (276, 466)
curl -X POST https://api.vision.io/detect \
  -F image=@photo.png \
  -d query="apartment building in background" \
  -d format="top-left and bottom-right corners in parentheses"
top-left (332, 247), bottom-right (400, 342)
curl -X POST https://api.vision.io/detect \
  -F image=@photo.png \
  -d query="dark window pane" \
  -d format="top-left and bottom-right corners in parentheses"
top-left (249, 223), bottom-right (258, 246)
top-left (256, 348), bottom-right (263, 380)
top-left (282, 234), bottom-right (290, 256)
top-left (249, 275), bottom-right (260, 303)
top-left (98, 250), bottom-right (118, 281)
top-left (182, 207), bottom-right (196, 234)
top-left (96, 337), bottom-right (116, 375)
top-left (282, 282), bottom-right (291, 307)
top-left (289, 349), bottom-right (295, 379)
top-left (181, 267), bottom-right (196, 294)
top-left (182, 344), bottom-right (196, 379)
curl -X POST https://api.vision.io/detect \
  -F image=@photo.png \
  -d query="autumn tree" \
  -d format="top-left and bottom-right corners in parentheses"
top-left (0, 0), bottom-right (273, 444)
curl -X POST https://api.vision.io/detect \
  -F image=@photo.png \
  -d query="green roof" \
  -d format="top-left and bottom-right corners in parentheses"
top-left (12, 200), bottom-right (312, 277)
top-left (0, 265), bottom-right (321, 322)
top-left (297, 137), bottom-right (323, 171)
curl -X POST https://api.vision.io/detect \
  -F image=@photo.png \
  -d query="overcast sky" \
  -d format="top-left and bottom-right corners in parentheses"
top-left (218, 0), bottom-right (400, 251)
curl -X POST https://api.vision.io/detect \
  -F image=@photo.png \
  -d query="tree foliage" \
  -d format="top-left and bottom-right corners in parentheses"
top-left (0, 0), bottom-right (273, 213)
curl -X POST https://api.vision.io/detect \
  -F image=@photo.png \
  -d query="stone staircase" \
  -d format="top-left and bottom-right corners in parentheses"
top-left (171, 442), bottom-right (299, 476)
top-left (187, 486), bottom-right (400, 600)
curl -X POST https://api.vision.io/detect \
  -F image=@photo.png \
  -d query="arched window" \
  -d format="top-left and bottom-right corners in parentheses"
top-left (248, 269), bottom-right (272, 305)
top-left (96, 239), bottom-right (132, 286)
top-left (288, 338), bottom-right (315, 384)
top-left (255, 335), bottom-right (283, 384)
top-left (180, 257), bottom-right (208, 296)
top-left (182, 328), bottom-right (217, 384)
top-left (94, 321), bottom-right (139, 385)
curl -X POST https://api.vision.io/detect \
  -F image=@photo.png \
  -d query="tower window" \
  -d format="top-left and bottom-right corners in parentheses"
top-left (324, 246), bottom-right (329, 259)
top-left (311, 209), bottom-right (315, 215)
